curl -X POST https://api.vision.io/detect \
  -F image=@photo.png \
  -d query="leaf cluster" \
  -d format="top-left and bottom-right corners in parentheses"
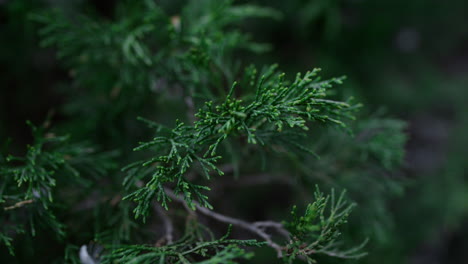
top-left (102, 224), bottom-right (263, 264)
top-left (283, 187), bottom-right (367, 263)
top-left (123, 65), bottom-right (359, 220)
top-left (0, 121), bottom-right (116, 255)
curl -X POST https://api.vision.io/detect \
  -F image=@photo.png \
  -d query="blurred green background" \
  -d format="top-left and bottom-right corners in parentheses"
top-left (1, 0), bottom-right (467, 263)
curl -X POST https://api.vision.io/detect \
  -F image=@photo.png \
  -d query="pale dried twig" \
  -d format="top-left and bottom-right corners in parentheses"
top-left (4, 199), bottom-right (34, 211)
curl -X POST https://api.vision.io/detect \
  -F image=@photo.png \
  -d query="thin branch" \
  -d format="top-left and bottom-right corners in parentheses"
top-left (253, 221), bottom-right (291, 240)
top-left (164, 188), bottom-right (287, 257)
top-left (154, 203), bottom-right (174, 244)
top-left (184, 96), bottom-right (196, 123)
top-left (4, 199), bottom-right (34, 211)
top-left (215, 173), bottom-right (295, 188)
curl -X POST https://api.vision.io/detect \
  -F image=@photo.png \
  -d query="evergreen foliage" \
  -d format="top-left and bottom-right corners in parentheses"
top-left (123, 66), bottom-right (359, 219)
top-left (8, 0), bottom-right (467, 263)
top-left (282, 188), bottom-right (367, 263)
top-left (1, 120), bottom-right (117, 256)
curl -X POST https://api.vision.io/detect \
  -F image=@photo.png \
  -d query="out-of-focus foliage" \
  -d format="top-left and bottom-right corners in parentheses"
top-left (0, 121), bottom-right (117, 257)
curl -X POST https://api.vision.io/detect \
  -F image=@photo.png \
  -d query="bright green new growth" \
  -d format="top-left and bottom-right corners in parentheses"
top-left (123, 65), bottom-right (359, 220)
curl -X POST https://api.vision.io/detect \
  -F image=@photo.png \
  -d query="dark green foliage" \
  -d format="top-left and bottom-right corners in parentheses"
top-left (283, 188), bottom-right (367, 263)
top-left (4, 0), bottom-right (466, 263)
top-left (294, 116), bottom-right (407, 251)
top-left (0, 121), bottom-right (117, 256)
top-left (356, 118), bottom-right (407, 170)
top-left (102, 224), bottom-right (263, 264)
top-left (2, 1), bottom-right (369, 262)
top-left (27, 0), bottom-right (282, 152)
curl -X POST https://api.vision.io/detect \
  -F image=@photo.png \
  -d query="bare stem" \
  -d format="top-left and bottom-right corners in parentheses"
top-left (164, 188), bottom-right (287, 257)
top-left (154, 203), bottom-right (174, 244)
top-left (4, 199), bottom-right (34, 211)
top-left (253, 221), bottom-right (291, 240)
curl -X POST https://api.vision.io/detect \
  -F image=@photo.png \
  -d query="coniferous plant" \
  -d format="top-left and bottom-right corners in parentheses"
top-left (0, 0), bottom-right (407, 263)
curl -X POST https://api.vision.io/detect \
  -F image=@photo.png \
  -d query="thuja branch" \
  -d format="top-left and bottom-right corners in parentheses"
top-left (139, 187), bottom-right (366, 263)
top-left (282, 187), bottom-right (368, 263)
top-left (164, 188), bottom-right (287, 257)
top-left (123, 66), bottom-right (360, 219)
top-left (0, 122), bottom-right (117, 254)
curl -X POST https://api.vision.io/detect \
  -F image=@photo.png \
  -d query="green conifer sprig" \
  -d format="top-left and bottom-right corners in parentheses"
top-left (101, 224), bottom-right (263, 264)
top-left (0, 122), bottom-right (116, 255)
top-left (283, 187), bottom-right (368, 263)
top-left (124, 66), bottom-right (359, 219)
